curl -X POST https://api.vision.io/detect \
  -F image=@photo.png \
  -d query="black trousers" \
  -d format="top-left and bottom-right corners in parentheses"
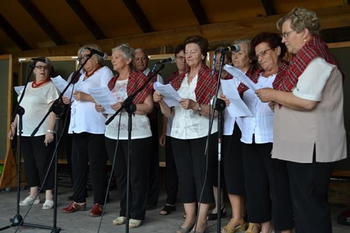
top-left (242, 142), bottom-right (294, 231)
top-left (147, 116), bottom-right (160, 207)
top-left (285, 159), bottom-right (334, 233)
top-left (172, 134), bottom-right (217, 204)
top-left (71, 133), bottom-right (107, 205)
top-left (221, 125), bottom-right (245, 195)
top-left (164, 136), bottom-right (178, 205)
top-left (105, 137), bottom-right (152, 220)
top-left (22, 135), bottom-right (55, 190)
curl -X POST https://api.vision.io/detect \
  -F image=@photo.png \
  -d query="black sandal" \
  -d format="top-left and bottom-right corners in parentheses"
top-left (159, 204), bottom-right (176, 215)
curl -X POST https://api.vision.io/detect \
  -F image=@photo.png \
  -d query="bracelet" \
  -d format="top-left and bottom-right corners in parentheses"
top-left (46, 130), bottom-right (55, 134)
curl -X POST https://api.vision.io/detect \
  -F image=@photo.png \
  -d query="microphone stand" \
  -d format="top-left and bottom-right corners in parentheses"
top-left (105, 64), bottom-right (164, 233)
top-left (0, 64), bottom-right (34, 231)
top-left (213, 54), bottom-right (226, 233)
top-left (203, 53), bottom-right (226, 233)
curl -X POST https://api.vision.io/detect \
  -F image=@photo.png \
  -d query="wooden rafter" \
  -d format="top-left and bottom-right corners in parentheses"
top-left (11, 5), bottom-right (350, 58)
top-left (66, 0), bottom-right (107, 40)
top-left (0, 14), bottom-right (31, 51)
top-left (261, 0), bottom-right (277, 16)
top-left (187, 0), bottom-right (210, 25)
top-left (122, 0), bottom-right (154, 33)
top-left (18, 0), bottom-right (66, 46)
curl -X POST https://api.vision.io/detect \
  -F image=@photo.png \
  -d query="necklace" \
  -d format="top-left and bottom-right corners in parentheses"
top-left (32, 77), bottom-right (51, 88)
top-left (85, 65), bottom-right (102, 79)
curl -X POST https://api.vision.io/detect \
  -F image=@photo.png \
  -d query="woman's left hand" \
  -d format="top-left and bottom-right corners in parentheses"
top-left (73, 91), bottom-right (86, 101)
top-left (255, 88), bottom-right (275, 103)
top-left (44, 132), bottom-right (54, 146)
top-left (220, 94), bottom-right (230, 106)
top-left (111, 102), bottom-right (123, 112)
top-left (179, 98), bottom-right (196, 110)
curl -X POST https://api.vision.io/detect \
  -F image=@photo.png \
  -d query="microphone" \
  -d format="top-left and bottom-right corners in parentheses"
top-left (216, 45), bottom-right (241, 53)
top-left (156, 57), bottom-right (175, 64)
top-left (85, 48), bottom-right (109, 59)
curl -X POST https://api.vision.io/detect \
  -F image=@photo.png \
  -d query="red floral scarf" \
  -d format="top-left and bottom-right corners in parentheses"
top-left (108, 69), bottom-right (151, 104)
top-left (170, 64), bottom-right (218, 104)
top-left (273, 36), bottom-right (343, 91)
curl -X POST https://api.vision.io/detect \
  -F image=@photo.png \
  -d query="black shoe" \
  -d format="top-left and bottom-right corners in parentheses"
top-left (207, 206), bottom-right (227, 221)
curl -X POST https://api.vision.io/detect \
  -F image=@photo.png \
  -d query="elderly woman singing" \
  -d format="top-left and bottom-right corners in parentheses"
top-left (154, 35), bottom-right (218, 233)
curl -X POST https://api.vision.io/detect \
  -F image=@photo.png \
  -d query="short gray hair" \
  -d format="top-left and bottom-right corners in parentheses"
top-left (78, 44), bottom-right (104, 64)
top-left (276, 7), bottom-right (320, 36)
top-left (112, 43), bottom-right (135, 61)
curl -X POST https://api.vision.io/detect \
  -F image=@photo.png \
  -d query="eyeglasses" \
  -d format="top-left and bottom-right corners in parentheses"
top-left (35, 65), bottom-right (49, 70)
top-left (79, 54), bottom-right (90, 62)
top-left (255, 48), bottom-right (273, 59)
top-left (176, 56), bottom-right (185, 60)
top-left (281, 30), bottom-right (295, 38)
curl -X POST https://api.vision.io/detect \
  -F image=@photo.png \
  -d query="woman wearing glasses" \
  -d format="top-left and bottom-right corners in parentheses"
top-left (239, 32), bottom-right (294, 233)
top-left (256, 7), bottom-right (347, 233)
top-left (61, 44), bottom-right (113, 217)
top-left (8, 58), bottom-right (59, 210)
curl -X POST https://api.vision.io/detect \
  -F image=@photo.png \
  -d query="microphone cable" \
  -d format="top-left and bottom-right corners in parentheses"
top-left (193, 70), bottom-right (218, 232)
top-left (97, 112), bottom-right (122, 233)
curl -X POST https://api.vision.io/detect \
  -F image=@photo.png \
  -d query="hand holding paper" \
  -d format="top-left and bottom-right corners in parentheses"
top-left (153, 82), bottom-right (181, 107)
top-left (89, 87), bottom-right (116, 115)
top-left (51, 75), bottom-right (75, 100)
top-left (224, 65), bottom-right (257, 91)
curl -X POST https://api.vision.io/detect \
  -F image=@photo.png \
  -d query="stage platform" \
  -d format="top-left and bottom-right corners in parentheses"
top-left (0, 185), bottom-right (349, 233)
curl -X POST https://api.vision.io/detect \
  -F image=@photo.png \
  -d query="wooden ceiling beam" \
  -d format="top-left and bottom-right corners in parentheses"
top-left (18, 0), bottom-right (66, 46)
top-left (122, 0), bottom-right (154, 33)
top-left (261, 0), bottom-right (277, 16)
top-left (12, 5), bottom-right (350, 59)
top-left (66, 0), bottom-right (107, 40)
top-left (187, 0), bottom-right (210, 25)
top-left (0, 14), bottom-right (31, 51)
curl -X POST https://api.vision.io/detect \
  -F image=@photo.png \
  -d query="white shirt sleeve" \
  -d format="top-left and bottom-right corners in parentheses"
top-left (292, 58), bottom-right (334, 101)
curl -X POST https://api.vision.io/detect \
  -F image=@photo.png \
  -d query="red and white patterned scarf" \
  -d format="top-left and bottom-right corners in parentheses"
top-left (108, 69), bottom-right (151, 104)
top-left (273, 36), bottom-right (343, 91)
top-left (170, 64), bottom-right (218, 104)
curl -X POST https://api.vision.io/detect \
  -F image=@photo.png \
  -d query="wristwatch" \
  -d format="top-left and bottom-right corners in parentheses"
top-left (198, 103), bottom-right (202, 116)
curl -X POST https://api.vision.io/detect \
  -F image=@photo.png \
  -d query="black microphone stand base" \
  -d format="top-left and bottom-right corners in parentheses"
top-left (3, 214), bottom-right (61, 232)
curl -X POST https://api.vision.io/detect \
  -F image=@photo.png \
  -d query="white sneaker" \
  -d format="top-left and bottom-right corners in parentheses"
top-left (112, 216), bottom-right (127, 225)
top-left (20, 196), bottom-right (40, 206)
top-left (129, 219), bottom-right (142, 228)
top-left (42, 199), bottom-right (54, 210)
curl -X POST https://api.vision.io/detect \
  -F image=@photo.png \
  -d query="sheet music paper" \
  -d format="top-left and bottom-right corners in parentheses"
top-left (89, 87), bottom-right (116, 115)
top-left (224, 64), bottom-right (257, 91)
top-left (51, 75), bottom-right (75, 100)
top-left (153, 82), bottom-right (181, 107)
top-left (14, 86), bottom-right (24, 95)
top-left (220, 79), bottom-right (253, 118)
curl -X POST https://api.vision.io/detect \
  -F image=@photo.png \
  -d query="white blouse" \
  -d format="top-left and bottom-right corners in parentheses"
top-left (18, 81), bottom-right (60, 137)
top-left (104, 79), bottom-right (152, 140)
top-left (240, 74), bottom-right (276, 144)
top-left (171, 74), bottom-right (218, 140)
top-left (68, 66), bottom-right (113, 134)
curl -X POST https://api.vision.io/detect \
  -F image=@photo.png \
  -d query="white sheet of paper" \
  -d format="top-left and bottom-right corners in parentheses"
top-left (14, 86), bottom-right (24, 95)
top-left (224, 64), bottom-right (257, 91)
top-left (153, 82), bottom-right (181, 107)
top-left (51, 75), bottom-right (75, 100)
top-left (89, 87), bottom-right (116, 115)
top-left (220, 79), bottom-right (253, 118)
